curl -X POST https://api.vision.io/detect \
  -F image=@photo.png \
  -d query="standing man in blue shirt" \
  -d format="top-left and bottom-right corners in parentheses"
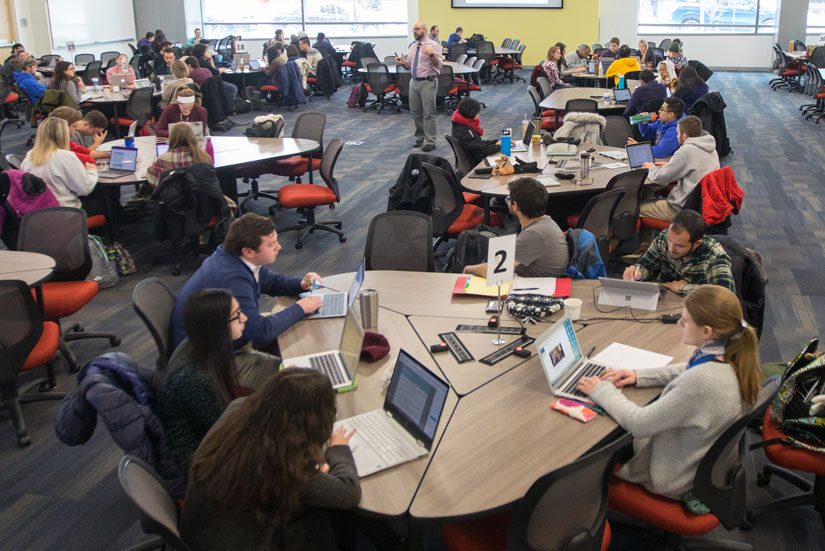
top-left (396, 21), bottom-right (443, 152)
top-left (627, 96), bottom-right (685, 158)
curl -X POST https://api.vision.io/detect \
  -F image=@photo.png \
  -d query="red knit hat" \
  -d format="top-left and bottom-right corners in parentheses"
top-left (360, 332), bottom-right (390, 362)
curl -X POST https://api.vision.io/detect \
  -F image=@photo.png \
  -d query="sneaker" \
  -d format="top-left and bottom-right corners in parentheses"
top-left (422, 143), bottom-right (435, 152)
top-left (413, 140), bottom-right (423, 148)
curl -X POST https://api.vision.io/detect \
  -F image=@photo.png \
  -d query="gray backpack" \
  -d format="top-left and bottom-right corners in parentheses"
top-left (86, 235), bottom-right (118, 289)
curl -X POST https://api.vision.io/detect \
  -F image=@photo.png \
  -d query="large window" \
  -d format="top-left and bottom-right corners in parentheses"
top-left (201, 0), bottom-right (407, 40)
top-left (638, 0), bottom-right (778, 35)
top-left (0, 0), bottom-right (15, 47)
top-left (808, 0), bottom-right (825, 35)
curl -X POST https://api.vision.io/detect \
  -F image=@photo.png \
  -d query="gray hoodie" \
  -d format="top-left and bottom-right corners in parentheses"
top-left (648, 133), bottom-right (719, 210)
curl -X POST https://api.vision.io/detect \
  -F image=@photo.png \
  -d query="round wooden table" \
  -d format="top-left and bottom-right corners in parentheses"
top-left (0, 251), bottom-right (55, 286)
top-left (277, 270), bottom-right (691, 527)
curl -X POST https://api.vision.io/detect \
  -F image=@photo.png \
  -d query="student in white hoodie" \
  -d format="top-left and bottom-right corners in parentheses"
top-left (21, 117), bottom-right (100, 213)
top-left (639, 115), bottom-right (720, 223)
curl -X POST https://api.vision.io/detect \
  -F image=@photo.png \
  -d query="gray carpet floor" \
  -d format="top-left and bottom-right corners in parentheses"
top-left (1, 70), bottom-right (824, 550)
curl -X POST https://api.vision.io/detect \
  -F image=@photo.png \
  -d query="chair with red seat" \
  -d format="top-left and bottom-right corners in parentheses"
top-left (364, 63), bottom-right (398, 113)
top-left (745, 406), bottom-right (825, 530)
top-left (110, 86), bottom-right (155, 134)
top-left (17, 207), bottom-right (121, 372)
top-left (608, 376), bottom-right (780, 550)
top-left (420, 162), bottom-right (487, 251)
top-left (270, 111), bottom-right (326, 184)
top-left (528, 86), bottom-right (560, 131)
top-left (276, 138), bottom-right (345, 249)
top-left (0, 279), bottom-right (65, 447)
top-left (441, 432), bottom-right (631, 551)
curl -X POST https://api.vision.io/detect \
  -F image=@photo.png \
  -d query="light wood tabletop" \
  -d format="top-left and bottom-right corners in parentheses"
top-left (0, 251), bottom-right (56, 286)
top-left (409, 319), bottom-right (693, 520)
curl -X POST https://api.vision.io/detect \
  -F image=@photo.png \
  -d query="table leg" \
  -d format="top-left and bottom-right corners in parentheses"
top-left (217, 166), bottom-right (239, 202)
top-left (483, 195), bottom-right (491, 225)
top-left (112, 102), bottom-right (121, 138)
top-left (34, 285), bottom-right (46, 318)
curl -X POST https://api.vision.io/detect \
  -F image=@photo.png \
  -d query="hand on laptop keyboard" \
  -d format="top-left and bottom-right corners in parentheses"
top-left (576, 375), bottom-right (603, 396)
top-left (330, 425), bottom-right (356, 447)
top-left (298, 295), bottom-right (324, 314)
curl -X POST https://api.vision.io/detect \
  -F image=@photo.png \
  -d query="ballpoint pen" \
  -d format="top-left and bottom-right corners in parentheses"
top-left (586, 346), bottom-right (596, 358)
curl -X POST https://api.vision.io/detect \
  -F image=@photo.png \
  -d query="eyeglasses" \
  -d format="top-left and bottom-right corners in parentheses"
top-left (659, 108), bottom-right (671, 114)
top-left (227, 308), bottom-right (243, 323)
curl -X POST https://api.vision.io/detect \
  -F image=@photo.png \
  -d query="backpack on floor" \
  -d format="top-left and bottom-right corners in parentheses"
top-left (760, 338), bottom-right (825, 454)
top-left (347, 83), bottom-right (367, 108)
top-left (443, 225), bottom-right (500, 273)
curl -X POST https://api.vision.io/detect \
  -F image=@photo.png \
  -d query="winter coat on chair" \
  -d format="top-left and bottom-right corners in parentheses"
top-left (564, 228), bottom-right (607, 280)
top-left (277, 61), bottom-right (307, 108)
top-left (53, 352), bottom-right (187, 497)
top-left (553, 112), bottom-right (607, 145)
top-left (689, 92), bottom-right (731, 157)
top-left (0, 169), bottom-right (59, 247)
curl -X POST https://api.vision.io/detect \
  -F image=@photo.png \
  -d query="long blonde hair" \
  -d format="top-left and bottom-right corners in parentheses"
top-left (28, 117), bottom-right (70, 166)
top-left (171, 60), bottom-right (189, 79)
top-left (684, 285), bottom-right (762, 405)
top-left (168, 122), bottom-right (212, 165)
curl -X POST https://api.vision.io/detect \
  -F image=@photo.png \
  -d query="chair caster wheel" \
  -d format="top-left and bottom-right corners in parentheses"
top-left (172, 268), bottom-right (181, 276)
top-left (295, 242), bottom-right (303, 249)
top-left (339, 236), bottom-right (346, 243)
top-left (110, 337), bottom-right (121, 346)
top-left (740, 519), bottom-right (753, 531)
top-left (756, 472), bottom-right (772, 487)
top-left (17, 435), bottom-right (31, 447)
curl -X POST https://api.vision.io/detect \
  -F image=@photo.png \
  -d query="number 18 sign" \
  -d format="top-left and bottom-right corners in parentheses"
top-left (485, 234), bottom-right (516, 286)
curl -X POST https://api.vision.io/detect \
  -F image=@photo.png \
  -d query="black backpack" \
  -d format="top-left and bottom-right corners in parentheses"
top-left (443, 225), bottom-right (501, 273)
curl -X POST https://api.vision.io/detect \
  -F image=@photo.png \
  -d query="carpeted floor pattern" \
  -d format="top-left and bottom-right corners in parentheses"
top-left (1, 70), bottom-right (824, 550)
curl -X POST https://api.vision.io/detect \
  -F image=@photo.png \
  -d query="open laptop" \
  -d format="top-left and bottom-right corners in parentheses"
top-left (283, 306), bottom-right (364, 392)
top-left (109, 74), bottom-right (134, 89)
top-left (134, 78), bottom-right (153, 89)
top-left (168, 121), bottom-right (205, 140)
top-left (335, 349), bottom-right (450, 477)
top-left (612, 87), bottom-right (632, 104)
top-left (598, 277), bottom-right (661, 311)
top-left (511, 120), bottom-right (534, 152)
top-left (587, 60), bottom-right (597, 74)
top-left (127, 121), bottom-right (138, 138)
top-left (249, 59), bottom-right (262, 71)
top-left (232, 53), bottom-right (250, 67)
top-left (536, 314), bottom-right (618, 404)
top-left (156, 143), bottom-right (169, 157)
top-left (98, 146), bottom-right (138, 178)
top-left (307, 258), bottom-right (365, 319)
top-left (625, 141), bottom-right (654, 168)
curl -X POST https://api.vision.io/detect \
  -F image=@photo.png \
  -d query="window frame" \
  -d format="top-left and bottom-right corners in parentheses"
top-left (637, 0), bottom-right (777, 36)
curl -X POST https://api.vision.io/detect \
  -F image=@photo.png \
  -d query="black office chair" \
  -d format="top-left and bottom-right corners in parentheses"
top-left (624, 70), bottom-right (641, 81)
top-left (535, 76), bottom-right (553, 100)
top-left (364, 63), bottom-right (397, 114)
top-left (605, 168), bottom-right (648, 247)
top-left (365, 211), bottom-right (434, 272)
top-left (475, 41), bottom-right (497, 82)
top-left (236, 117), bottom-right (284, 210)
top-left (119, 86), bottom-right (155, 131)
top-left (421, 162), bottom-right (485, 251)
top-left (448, 43), bottom-right (467, 62)
top-left (82, 61), bottom-right (103, 85)
top-left (658, 38), bottom-right (672, 51)
top-left (436, 64), bottom-right (458, 112)
top-left (575, 188), bottom-right (625, 261)
top-left (592, 43), bottom-right (603, 51)
top-left (602, 116), bottom-right (633, 148)
top-left (132, 278), bottom-right (176, 373)
top-left (74, 53), bottom-right (94, 65)
top-left (444, 134), bottom-right (476, 179)
top-left (39, 54), bottom-right (61, 67)
top-left (564, 98), bottom-right (598, 113)
top-left (501, 38), bottom-right (513, 49)
top-left (100, 51), bottom-right (120, 66)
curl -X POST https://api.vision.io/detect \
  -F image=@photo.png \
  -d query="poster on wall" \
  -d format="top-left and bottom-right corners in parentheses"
top-left (452, 0), bottom-right (562, 8)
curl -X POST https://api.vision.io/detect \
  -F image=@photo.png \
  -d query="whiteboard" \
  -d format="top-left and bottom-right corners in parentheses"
top-left (47, 0), bottom-right (136, 49)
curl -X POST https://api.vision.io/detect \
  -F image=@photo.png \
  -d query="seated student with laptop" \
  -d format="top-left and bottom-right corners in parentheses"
top-left (155, 88), bottom-right (208, 138)
top-left (147, 122), bottom-right (213, 187)
top-left (464, 178), bottom-right (569, 278)
top-left (638, 115), bottom-right (720, 224)
top-left (170, 214), bottom-right (324, 384)
top-left (624, 209), bottom-right (734, 296)
top-left (627, 96), bottom-right (686, 158)
top-left (576, 285), bottom-right (761, 513)
top-left (105, 54), bottom-right (137, 89)
top-left (450, 97), bottom-right (500, 166)
top-left (623, 70), bottom-right (667, 118)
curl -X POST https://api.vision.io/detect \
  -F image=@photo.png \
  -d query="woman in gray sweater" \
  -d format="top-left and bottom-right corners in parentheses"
top-left (577, 285), bottom-right (762, 510)
top-left (49, 61), bottom-right (84, 105)
top-left (181, 368), bottom-right (362, 550)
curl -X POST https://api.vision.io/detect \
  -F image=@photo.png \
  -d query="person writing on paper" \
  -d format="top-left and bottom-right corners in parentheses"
top-left (105, 54), bottom-right (136, 89)
top-left (463, 178), bottom-right (568, 278)
top-left (170, 213), bottom-right (324, 353)
top-left (576, 285), bottom-right (761, 514)
top-left (155, 88), bottom-right (208, 138)
top-left (564, 44), bottom-right (591, 71)
top-left (623, 209), bottom-right (734, 296)
top-left (626, 96), bottom-right (685, 158)
top-left (451, 97), bottom-right (500, 166)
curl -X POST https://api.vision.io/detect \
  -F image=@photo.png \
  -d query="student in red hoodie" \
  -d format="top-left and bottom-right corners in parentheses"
top-left (48, 107), bottom-right (110, 163)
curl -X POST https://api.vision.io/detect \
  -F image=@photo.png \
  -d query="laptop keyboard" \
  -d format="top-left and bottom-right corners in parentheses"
top-left (319, 293), bottom-right (344, 315)
top-left (309, 353), bottom-right (347, 386)
top-left (348, 414), bottom-right (415, 465)
top-left (561, 362), bottom-right (606, 398)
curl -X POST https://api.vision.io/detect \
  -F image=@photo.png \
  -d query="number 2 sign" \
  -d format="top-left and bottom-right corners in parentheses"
top-left (485, 234), bottom-right (516, 285)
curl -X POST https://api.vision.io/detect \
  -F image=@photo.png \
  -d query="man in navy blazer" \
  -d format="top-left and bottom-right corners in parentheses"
top-left (170, 214), bottom-right (323, 387)
top-left (623, 69), bottom-right (668, 119)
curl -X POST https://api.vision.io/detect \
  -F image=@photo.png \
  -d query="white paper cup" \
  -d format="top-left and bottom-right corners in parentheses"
top-left (563, 298), bottom-right (583, 321)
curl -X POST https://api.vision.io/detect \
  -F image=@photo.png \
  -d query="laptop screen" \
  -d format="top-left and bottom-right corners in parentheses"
top-left (156, 143), bottom-right (169, 157)
top-left (384, 349), bottom-right (449, 448)
top-left (537, 316), bottom-right (583, 386)
top-left (626, 142), bottom-right (655, 168)
top-left (347, 259), bottom-right (366, 307)
top-left (587, 60), bottom-right (596, 74)
top-left (108, 146), bottom-right (138, 171)
top-left (522, 121), bottom-right (534, 145)
top-left (613, 88), bottom-right (631, 102)
top-left (339, 307), bottom-right (365, 376)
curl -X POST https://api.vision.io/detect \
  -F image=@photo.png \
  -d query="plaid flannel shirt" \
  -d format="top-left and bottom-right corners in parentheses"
top-left (635, 229), bottom-right (735, 296)
top-left (147, 148), bottom-right (198, 186)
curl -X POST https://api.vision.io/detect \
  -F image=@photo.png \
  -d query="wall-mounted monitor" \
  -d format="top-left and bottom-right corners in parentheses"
top-left (452, 0), bottom-right (562, 8)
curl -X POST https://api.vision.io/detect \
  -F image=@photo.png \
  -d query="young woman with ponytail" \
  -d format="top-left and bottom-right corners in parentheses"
top-left (577, 285), bottom-right (762, 510)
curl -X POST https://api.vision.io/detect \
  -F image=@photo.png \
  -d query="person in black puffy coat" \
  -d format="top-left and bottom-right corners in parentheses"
top-left (450, 97), bottom-right (500, 167)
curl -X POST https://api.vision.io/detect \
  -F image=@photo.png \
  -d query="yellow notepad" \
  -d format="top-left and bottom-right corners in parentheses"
top-left (453, 275), bottom-right (512, 297)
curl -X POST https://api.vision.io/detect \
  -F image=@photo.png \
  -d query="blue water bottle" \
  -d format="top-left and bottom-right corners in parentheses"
top-left (500, 129), bottom-right (511, 156)
top-left (618, 74), bottom-right (626, 89)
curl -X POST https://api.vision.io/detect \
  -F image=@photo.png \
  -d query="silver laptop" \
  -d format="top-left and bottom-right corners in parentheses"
top-left (335, 349), bottom-right (450, 477)
top-left (109, 74), bottom-right (133, 88)
top-left (307, 259), bottom-right (365, 319)
top-left (249, 59), bottom-right (262, 71)
top-left (98, 146), bottom-right (138, 178)
top-left (612, 87), bottom-right (632, 104)
top-left (625, 141), bottom-right (654, 168)
top-left (168, 121), bottom-right (205, 139)
top-left (511, 120), bottom-right (534, 152)
top-left (134, 78), bottom-right (153, 89)
top-left (537, 314), bottom-right (618, 404)
top-left (598, 277), bottom-right (661, 311)
top-left (127, 121), bottom-right (138, 137)
top-left (283, 306), bottom-right (364, 392)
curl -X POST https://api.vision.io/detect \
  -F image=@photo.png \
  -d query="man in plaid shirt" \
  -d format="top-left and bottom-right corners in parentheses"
top-left (624, 209), bottom-right (734, 296)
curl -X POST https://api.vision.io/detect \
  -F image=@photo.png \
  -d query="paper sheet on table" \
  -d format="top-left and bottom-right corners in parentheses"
top-left (453, 275), bottom-right (512, 297)
top-left (599, 150), bottom-right (628, 161)
top-left (510, 277), bottom-right (557, 295)
top-left (591, 342), bottom-right (672, 371)
top-left (535, 175), bottom-right (561, 187)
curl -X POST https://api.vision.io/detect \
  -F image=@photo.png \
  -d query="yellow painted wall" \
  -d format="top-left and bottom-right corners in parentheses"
top-left (418, 0), bottom-right (600, 66)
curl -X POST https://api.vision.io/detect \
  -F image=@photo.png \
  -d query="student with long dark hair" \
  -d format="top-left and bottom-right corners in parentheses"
top-left (674, 65), bottom-right (709, 111)
top-left (181, 368), bottom-right (361, 550)
top-left (49, 61), bottom-right (84, 104)
top-left (156, 288), bottom-right (245, 474)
